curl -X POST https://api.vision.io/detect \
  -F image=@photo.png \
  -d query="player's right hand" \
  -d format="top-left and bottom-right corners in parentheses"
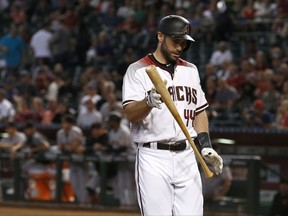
top-left (146, 87), bottom-right (162, 109)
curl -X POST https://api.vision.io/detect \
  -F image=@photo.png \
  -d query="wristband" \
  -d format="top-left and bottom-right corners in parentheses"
top-left (197, 132), bottom-right (212, 150)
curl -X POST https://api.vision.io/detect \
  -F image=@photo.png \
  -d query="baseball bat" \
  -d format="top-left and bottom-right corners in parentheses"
top-left (145, 65), bottom-right (214, 178)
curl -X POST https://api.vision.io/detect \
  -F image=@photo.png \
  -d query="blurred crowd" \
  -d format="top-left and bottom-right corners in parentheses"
top-left (0, 0), bottom-right (287, 208)
top-left (0, 0), bottom-right (287, 130)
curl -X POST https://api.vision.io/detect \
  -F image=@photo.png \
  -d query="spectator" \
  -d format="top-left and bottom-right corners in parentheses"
top-left (242, 99), bottom-right (273, 128)
top-left (85, 122), bottom-right (109, 155)
top-left (107, 112), bottom-right (134, 154)
top-left (261, 80), bottom-right (281, 113)
top-left (75, 22), bottom-right (91, 66)
top-left (86, 30), bottom-right (114, 67)
top-left (99, 93), bottom-right (123, 120)
top-left (253, 0), bottom-right (270, 20)
top-left (30, 97), bottom-right (45, 123)
top-left (0, 0), bottom-right (9, 12)
top-left (79, 82), bottom-right (102, 114)
top-left (52, 101), bottom-right (76, 124)
top-left (85, 122), bottom-right (110, 204)
top-left (106, 111), bottom-right (136, 206)
top-left (0, 121), bottom-right (26, 157)
top-left (34, 65), bottom-right (54, 96)
top-left (46, 74), bottom-right (64, 102)
top-left (41, 98), bottom-right (58, 125)
top-left (270, 179), bottom-right (288, 216)
top-left (254, 50), bottom-right (268, 72)
top-left (58, 74), bottom-right (79, 107)
top-left (77, 98), bottom-right (102, 128)
top-left (30, 20), bottom-right (53, 65)
top-left (10, 3), bottom-right (26, 25)
top-left (14, 95), bottom-right (33, 125)
top-left (101, 4), bottom-right (122, 29)
top-left (4, 75), bottom-right (18, 102)
top-left (0, 88), bottom-right (16, 123)
top-left (275, 99), bottom-right (288, 129)
top-left (214, 0), bottom-right (233, 41)
top-left (0, 24), bottom-right (25, 76)
top-left (226, 64), bottom-right (245, 91)
top-left (16, 70), bottom-right (37, 101)
top-left (117, 0), bottom-right (136, 19)
top-left (57, 115), bottom-right (89, 204)
top-left (21, 122), bottom-right (51, 198)
top-left (51, 15), bottom-right (72, 67)
top-left (77, 98), bottom-right (103, 127)
top-left (212, 78), bottom-right (239, 117)
top-left (240, 58), bottom-right (256, 83)
top-left (63, 6), bottom-right (79, 30)
top-left (80, 66), bottom-right (99, 87)
top-left (254, 69), bottom-right (274, 98)
top-left (31, 0), bottom-right (52, 25)
top-left (204, 76), bottom-right (218, 106)
top-left (241, 0), bottom-right (256, 19)
top-left (234, 81), bottom-right (256, 114)
top-left (210, 41), bottom-right (233, 67)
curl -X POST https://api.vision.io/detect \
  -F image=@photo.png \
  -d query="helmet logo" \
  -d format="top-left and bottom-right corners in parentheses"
top-left (181, 24), bottom-right (189, 35)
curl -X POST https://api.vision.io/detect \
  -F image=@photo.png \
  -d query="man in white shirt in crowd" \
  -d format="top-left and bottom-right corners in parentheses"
top-left (77, 98), bottom-right (102, 128)
top-left (210, 41), bottom-right (233, 67)
top-left (0, 121), bottom-right (26, 157)
top-left (107, 111), bottom-right (136, 206)
top-left (57, 115), bottom-right (89, 204)
top-left (30, 20), bottom-right (53, 65)
top-left (0, 88), bottom-right (15, 124)
top-left (79, 82), bottom-right (102, 114)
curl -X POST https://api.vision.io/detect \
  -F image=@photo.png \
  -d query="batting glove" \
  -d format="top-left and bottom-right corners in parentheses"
top-left (201, 148), bottom-right (223, 175)
top-left (146, 87), bottom-right (162, 109)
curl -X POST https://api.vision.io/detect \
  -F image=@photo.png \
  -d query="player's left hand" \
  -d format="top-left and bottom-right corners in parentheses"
top-left (201, 148), bottom-right (223, 175)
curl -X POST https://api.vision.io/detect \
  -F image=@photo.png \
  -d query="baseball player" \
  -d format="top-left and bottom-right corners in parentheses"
top-left (122, 15), bottom-right (223, 216)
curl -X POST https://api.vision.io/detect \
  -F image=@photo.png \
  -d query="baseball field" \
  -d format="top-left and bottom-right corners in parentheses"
top-left (0, 205), bottom-right (248, 216)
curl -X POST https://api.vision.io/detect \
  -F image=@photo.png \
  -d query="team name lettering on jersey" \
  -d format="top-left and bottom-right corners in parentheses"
top-left (167, 86), bottom-right (197, 105)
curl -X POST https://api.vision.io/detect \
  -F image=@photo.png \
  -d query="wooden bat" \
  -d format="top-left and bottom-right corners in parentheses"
top-left (145, 65), bottom-right (214, 178)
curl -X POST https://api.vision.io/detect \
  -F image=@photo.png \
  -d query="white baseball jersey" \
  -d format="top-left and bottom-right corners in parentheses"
top-left (122, 54), bottom-right (208, 143)
top-left (122, 54), bottom-right (207, 216)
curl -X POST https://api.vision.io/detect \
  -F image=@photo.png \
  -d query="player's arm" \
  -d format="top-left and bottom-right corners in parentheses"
top-left (123, 99), bottom-right (152, 123)
top-left (123, 64), bottom-right (164, 123)
top-left (194, 109), bottom-right (209, 134)
top-left (124, 89), bottom-right (163, 123)
top-left (194, 110), bottom-right (223, 175)
top-left (124, 86), bottom-right (163, 123)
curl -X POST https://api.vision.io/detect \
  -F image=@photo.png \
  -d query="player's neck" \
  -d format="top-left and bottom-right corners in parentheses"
top-left (153, 50), bottom-right (168, 65)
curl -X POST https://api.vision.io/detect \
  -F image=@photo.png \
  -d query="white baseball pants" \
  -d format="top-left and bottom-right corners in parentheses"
top-left (136, 144), bottom-right (203, 216)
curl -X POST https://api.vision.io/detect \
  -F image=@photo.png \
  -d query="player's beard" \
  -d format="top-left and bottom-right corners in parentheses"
top-left (161, 37), bottom-right (179, 64)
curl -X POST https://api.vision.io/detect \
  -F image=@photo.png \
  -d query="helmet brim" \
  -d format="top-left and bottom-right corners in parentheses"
top-left (171, 34), bottom-right (195, 42)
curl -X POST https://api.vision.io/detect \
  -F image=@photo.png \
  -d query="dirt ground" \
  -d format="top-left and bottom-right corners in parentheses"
top-left (0, 206), bottom-right (140, 216)
top-left (0, 205), bottom-right (248, 216)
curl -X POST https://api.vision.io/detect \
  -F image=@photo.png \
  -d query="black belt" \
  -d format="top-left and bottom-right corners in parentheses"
top-left (142, 141), bottom-right (187, 151)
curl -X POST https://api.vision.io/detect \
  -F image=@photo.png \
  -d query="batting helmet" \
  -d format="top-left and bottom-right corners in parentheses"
top-left (158, 15), bottom-right (195, 51)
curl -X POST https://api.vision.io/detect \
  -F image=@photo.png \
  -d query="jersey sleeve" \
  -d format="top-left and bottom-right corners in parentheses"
top-left (122, 63), bottom-right (146, 107)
